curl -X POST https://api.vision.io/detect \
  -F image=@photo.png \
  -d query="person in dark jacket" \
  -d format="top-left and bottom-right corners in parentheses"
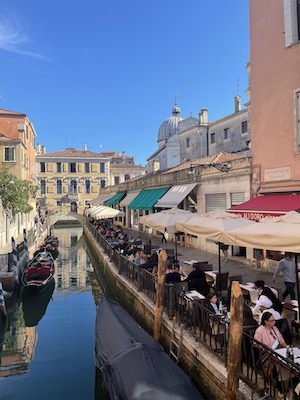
top-left (184, 265), bottom-right (210, 296)
top-left (253, 280), bottom-right (283, 314)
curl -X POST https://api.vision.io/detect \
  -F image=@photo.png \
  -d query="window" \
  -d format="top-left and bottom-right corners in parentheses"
top-left (100, 179), bottom-right (106, 188)
top-left (57, 200), bottom-right (62, 206)
top-left (114, 176), bottom-right (120, 185)
top-left (296, 90), bottom-right (300, 148)
top-left (85, 163), bottom-right (90, 173)
top-left (40, 162), bottom-right (46, 173)
top-left (57, 180), bottom-right (62, 194)
top-left (56, 162), bottom-right (62, 173)
top-left (4, 147), bottom-right (15, 162)
top-left (224, 128), bottom-right (230, 140)
top-left (100, 162), bottom-right (105, 173)
top-left (26, 126), bottom-right (28, 140)
top-left (69, 162), bottom-right (76, 173)
top-left (283, 0), bottom-right (300, 47)
top-left (241, 121), bottom-right (248, 134)
top-left (124, 174), bottom-right (130, 181)
top-left (186, 138), bottom-right (190, 148)
top-left (41, 180), bottom-right (46, 195)
top-left (69, 180), bottom-right (77, 193)
top-left (85, 179), bottom-right (91, 194)
top-left (210, 133), bottom-right (216, 144)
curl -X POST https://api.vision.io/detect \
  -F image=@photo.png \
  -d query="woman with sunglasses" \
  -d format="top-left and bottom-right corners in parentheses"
top-left (254, 311), bottom-right (288, 350)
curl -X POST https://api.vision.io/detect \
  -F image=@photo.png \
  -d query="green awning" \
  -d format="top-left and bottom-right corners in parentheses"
top-left (104, 191), bottom-right (126, 206)
top-left (128, 187), bottom-right (170, 211)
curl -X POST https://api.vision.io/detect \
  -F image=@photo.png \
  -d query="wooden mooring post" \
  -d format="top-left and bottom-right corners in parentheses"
top-left (153, 249), bottom-right (168, 341)
top-left (226, 281), bottom-right (244, 400)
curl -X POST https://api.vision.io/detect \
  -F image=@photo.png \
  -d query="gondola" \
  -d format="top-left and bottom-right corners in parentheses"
top-left (33, 235), bottom-right (59, 260)
top-left (95, 297), bottom-right (204, 400)
top-left (21, 251), bottom-right (55, 292)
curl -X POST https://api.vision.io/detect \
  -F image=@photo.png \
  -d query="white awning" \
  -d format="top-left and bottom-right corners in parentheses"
top-left (154, 183), bottom-right (197, 208)
top-left (119, 191), bottom-right (141, 207)
top-left (90, 193), bottom-right (116, 204)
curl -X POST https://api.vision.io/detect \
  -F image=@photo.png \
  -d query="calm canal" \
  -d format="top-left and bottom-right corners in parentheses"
top-left (0, 223), bottom-right (106, 400)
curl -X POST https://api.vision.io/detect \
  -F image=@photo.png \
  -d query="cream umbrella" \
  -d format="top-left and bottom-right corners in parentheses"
top-left (93, 206), bottom-right (125, 219)
top-left (175, 209), bottom-right (256, 276)
top-left (139, 208), bottom-right (194, 234)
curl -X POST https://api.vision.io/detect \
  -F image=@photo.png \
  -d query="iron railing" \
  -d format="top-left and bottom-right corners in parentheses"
top-left (87, 221), bottom-right (300, 398)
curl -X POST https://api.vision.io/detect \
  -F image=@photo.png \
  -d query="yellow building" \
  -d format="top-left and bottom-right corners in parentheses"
top-left (36, 146), bottom-right (110, 214)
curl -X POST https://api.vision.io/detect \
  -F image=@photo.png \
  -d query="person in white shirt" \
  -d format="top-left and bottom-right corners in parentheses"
top-left (252, 295), bottom-right (281, 324)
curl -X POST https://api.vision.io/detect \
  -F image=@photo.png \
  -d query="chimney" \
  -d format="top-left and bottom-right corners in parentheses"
top-left (234, 95), bottom-right (241, 112)
top-left (41, 146), bottom-right (46, 154)
top-left (199, 108), bottom-right (208, 125)
top-left (36, 143), bottom-right (41, 154)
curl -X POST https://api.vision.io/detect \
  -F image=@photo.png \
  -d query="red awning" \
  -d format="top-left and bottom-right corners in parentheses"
top-left (228, 194), bottom-right (300, 221)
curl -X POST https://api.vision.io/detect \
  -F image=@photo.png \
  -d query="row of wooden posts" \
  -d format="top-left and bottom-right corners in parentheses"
top-left (153, 249), bottom-right (243, 400)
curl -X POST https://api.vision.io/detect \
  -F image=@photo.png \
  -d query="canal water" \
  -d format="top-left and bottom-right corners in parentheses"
top-left (0, 223), bottom-right (106, 400)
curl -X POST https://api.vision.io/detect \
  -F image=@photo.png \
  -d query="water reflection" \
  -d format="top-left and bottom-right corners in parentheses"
top-left (22, 279), bottom-right (55, 327)
top-left (0, 222), bottom-right (102, 399)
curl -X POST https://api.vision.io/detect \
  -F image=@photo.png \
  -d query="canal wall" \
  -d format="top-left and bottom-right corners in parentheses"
top-left (82, 221), bottom-right (254, 400)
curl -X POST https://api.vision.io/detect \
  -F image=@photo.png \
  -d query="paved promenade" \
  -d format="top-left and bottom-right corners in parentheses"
top-left (123, 228), bottom-right (286, 297)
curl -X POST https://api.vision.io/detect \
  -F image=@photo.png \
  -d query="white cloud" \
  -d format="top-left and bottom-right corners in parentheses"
top-left (0, 16), bottom-right (50, 61)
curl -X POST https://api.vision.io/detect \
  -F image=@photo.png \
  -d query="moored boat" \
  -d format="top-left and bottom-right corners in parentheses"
top-left (95, 297), bottom-right (204, 400)
top-left (21, 251), bottom-right (55, 291)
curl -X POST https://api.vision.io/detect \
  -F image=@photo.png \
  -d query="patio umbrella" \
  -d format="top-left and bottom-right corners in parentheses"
top-left (223, 210), bottom-right (300, 303)
top-left (93, 206), bottom-right (125, 220)
top-left (88, 206), bottom-right (107, 217)
top-left (175, 209), bottom-right (256, 276)
top-left (139, 208), bottom-right (194, 234)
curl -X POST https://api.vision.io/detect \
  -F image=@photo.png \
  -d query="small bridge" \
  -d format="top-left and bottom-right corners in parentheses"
top-left (49, 212), bottom-right (85, 228)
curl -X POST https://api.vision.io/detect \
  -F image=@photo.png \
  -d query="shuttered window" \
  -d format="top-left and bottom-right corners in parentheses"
top-left (205, 193), bottom-right (227, 212)
top-left (231, 192), bottom-right (245, 207)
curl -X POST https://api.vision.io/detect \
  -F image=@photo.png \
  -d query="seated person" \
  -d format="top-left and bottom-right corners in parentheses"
top-left (165, 266), bottom-right (181, 284)
top-left (243, 304), bottom-right (258, 329)
top-left (252, 295), bottom-right (281, 324)
top-left (254, 311), bottom-right (287, 350)
top-left (253, 280), bottom-right (283, 314)
top-left (205, 292), bottom-right (221, 315)
top-left (184, 265), bottom-right (210, 296)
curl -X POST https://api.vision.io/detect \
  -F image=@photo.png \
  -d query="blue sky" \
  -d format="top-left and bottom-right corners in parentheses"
top-left (0, 0), bottom-right (249, 166)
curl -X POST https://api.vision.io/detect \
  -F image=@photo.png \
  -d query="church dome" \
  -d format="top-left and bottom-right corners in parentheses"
top-left (157, 104), bottom-right (183, 144)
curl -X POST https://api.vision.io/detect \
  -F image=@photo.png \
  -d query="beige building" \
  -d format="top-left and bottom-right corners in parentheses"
top-left (36, 147), bottom-right (110, 214)
top-left (99, 151), bottom-right (145, 185)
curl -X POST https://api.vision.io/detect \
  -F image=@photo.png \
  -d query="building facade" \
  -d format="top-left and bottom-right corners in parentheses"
top-left (249, 0), bottom-right (300, 195)
top-left (36, 147), bottom-right (110, 214)
top-left (146, 96), bottom-right (251, 174)
top-left (0, 109), bottom-right (37, 247)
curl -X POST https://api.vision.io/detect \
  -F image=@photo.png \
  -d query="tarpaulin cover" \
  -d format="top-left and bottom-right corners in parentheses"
top-left (95, 297), bottom-right (203, 400)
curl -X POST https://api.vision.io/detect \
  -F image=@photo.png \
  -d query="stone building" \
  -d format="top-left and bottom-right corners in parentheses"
top-left (146, 96), bottom-right (251, 174)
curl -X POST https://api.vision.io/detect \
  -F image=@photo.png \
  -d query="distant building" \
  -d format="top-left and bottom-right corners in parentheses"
top-left (36, 146), bottom-right (110, 214)
top-left (99, 150), bottom-right (146, 186)
top-left (146, 97), bottom-right (251, 173)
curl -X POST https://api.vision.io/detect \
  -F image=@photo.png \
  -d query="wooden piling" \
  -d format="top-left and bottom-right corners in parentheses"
top-left (226, 281), bottom-right (244, 400)
top-left (153, 249), bottom-right (168, 341)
